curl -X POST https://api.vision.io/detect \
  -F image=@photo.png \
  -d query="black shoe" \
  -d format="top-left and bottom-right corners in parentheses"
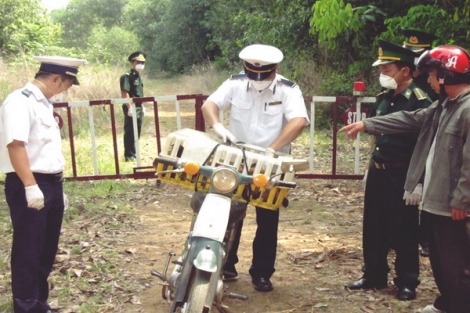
top-left (252, 277), bottom-right (273, 292)
top-left (396, 286), bottom-right (416, 301)
top-left (223, 265), bottom-right (238, 281)
top-left (345, 277), bottom-right (388, 290)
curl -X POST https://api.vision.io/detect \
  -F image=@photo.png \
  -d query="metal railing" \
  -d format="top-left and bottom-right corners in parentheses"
top-left (53, 94), bottom-right (207, 181)
top-left (53, 94), bottom-right (373, 181)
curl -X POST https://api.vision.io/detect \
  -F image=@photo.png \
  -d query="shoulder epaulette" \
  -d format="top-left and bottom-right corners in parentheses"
top-left (278, 78), bottom-right (297, 88)
top-left (21, 89), bottom-right (32, 97)
top-left (413, 87), bottom-right (429, 101)
top-left (230, 73), bottom-right (246, 80)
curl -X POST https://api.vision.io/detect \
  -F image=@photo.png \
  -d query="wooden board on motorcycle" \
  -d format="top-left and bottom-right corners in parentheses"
top-left (153, 128), bottom-right (305, 210)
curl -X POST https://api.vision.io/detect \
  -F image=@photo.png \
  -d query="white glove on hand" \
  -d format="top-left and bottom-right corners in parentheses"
top-left (362, 170), bottom-right (368, 191)
top-left (127, 106), bottom-right (133, 117)
top-left (264, 147), bottom-right (276, 158)
top-left (63, 192), bottom-right (69, 211)
top-left (25, 184), bottom-right (45, 210)
top-left (142, 107), bottom-right (146, 116)
top-left (403, 183), bottom-right (423, 206)
top-left (212, 123), bottom-right (236, 143)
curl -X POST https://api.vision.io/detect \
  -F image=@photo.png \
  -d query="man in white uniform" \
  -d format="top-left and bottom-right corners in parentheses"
top-left (0, 56), bottom-right (85, 313)
top-left (201, 44), bottom-right (309, 291)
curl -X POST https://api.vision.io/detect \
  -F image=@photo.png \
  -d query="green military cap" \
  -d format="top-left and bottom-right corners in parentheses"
top-left (128, 51), bottom-right (146, 62)
top-left (402, 29), bottom-right (437, 55)
top-left (372, 40), bottom-right (419, 67)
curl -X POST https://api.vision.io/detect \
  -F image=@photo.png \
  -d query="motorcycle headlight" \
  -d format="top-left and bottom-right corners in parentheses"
top-left (211, 168), bottom-right (238, 193)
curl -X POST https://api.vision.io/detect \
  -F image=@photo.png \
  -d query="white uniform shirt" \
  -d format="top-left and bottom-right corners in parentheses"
top-left (207, 74), bottom-right (309, 153)
top-left (0, 82), bottom-right (65, 174)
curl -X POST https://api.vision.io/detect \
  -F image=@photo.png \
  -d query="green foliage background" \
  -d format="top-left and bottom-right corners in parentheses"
top-left (1, 0), bottom-right (470, 96)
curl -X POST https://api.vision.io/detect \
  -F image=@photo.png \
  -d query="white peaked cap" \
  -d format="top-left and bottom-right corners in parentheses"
top-left (239, 44), bottom-right (284, 66)
top-left (34, 56), bottom-right (87, 85)
top-left (33, 56), bottom-right (87, 68)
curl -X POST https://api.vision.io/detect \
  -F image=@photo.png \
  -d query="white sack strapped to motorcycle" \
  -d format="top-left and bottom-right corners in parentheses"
top-left (153, 128), bottom-right (307, 210)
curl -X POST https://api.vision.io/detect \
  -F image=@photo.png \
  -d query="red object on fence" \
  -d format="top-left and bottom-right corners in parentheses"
top-left (353, 81), bottom-right (366, 96)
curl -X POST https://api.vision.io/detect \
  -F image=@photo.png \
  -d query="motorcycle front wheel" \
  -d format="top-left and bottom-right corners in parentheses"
top-left (185, 270), bottom-right (212, 313)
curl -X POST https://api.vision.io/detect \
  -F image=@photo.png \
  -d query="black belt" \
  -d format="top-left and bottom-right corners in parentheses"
top-left (7, 172), bottom-right (63, 183)
top-left (34, 172), bottom-right (63, 182)
top-left (371, 160), bottom-right (408, 170)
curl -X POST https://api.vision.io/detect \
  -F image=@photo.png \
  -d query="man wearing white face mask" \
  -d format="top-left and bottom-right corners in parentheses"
top-left (120, 51), bottom-right (146, 162)
top-left (344, 40), bottom-right (432, 301)
top-left (201, 44), bottom-right (309, 292)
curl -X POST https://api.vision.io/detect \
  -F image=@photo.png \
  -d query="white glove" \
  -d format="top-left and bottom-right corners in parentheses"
top-left (142, 107), bottom-right (146, 116)
top-left (362, 170), bottom-right (368, 191)
top-left (403, 183), bottom-right (423, 206)
top-left (63, 192), bottom-right (69, 211)
top-left (127, 106), bottom-right (133, 117)
top-left (264, 147), bottom-right (276, 158)
top-left (212, 123), bottom-right (236, 143)
top-left (25, 184), bottom-right (45, 210)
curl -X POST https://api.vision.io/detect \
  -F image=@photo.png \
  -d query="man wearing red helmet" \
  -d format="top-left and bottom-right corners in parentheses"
top-left (339, 45), bottom-right (470, 313)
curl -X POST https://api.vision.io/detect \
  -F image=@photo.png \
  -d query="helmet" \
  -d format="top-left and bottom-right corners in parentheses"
top-left (417, 45), bottom-right (470, 85)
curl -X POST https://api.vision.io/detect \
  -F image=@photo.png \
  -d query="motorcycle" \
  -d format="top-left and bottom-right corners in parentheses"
top-left (151, 129), bottom-right (307, 313)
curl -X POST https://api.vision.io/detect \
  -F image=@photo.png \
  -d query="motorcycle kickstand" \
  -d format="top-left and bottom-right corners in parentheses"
top-left (227, 292), bottom-right (248, 301)
top-left (150, 252), bottom-right (175, 281)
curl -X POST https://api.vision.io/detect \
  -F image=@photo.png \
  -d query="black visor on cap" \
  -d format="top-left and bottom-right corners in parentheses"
top-left (243, 61), bottom-right (276, 81)
top-left (39, 63), bottom-right (80, 85)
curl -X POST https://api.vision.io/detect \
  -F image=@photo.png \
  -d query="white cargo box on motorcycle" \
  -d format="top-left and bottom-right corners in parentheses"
top-left (155, 128), bottom-right (306, 210)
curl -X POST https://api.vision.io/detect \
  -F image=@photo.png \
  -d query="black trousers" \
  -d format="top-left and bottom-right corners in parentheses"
top-left (362, 166), bottom-right (420, 288)
top-left (226, 206), bottom-right (279, 279)
top-left (424, 211), bottom-right (470, 313)
top-left (5, 172), bottom-right (64, 313)
top-left (122, 104), bottom-right (143, 158)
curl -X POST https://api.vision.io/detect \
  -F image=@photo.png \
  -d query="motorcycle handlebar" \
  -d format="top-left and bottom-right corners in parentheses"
top-left (153, 156), bottom-right (180, 169)
top-left (273, 180), bottom-right (297, 189)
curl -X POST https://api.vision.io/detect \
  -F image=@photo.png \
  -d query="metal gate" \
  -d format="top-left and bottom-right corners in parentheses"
top-left (53, 94), bottom-right (374, 181)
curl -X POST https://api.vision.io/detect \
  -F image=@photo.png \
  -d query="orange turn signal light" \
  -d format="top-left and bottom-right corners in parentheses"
top-left (184, 162), bottom-right (200, 176)
top-left (253, 174), bottom-right (269, 188)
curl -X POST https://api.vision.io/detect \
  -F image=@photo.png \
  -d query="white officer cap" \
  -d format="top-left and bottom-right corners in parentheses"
top-left (34, 56), bottom-right (87, 85)
top-left (239, 44), bottom-right (283, 81)
top-left (239, 44), bottom-right (284, 66)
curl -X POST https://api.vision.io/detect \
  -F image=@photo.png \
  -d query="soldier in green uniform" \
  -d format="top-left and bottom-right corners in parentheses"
top-left (345, 40), bottom-right (432, 301)
top-left (120, 51), bottom-right (146, 162)
top-left (402, 29), bottom-right (438, 257)
top-left (402, 29), bottom-right (439, 102)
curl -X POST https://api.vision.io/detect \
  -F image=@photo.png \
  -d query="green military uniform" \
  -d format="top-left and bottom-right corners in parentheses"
top-left (349, 40), bottom-right (432, 298)
top-left (402, 29), bottom-right (439, 102)
top-left (120, 51), bottom-right (146, 161)
top-left (370, 83), bottom-right (430, 164)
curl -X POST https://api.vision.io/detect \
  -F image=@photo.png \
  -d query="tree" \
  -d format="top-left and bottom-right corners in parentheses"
top-left (204, 0), bottom-right (318, 74)
top-left (0, 0), bottom-right (61, 57)
top-left (87, 25), bottom-right (140, 65)
top-left (143, 0), bottom-right (213, 74)
top-left (122, 0), bottom-right (169, 74)
top-left (51, 0), bottom-right (127, 50)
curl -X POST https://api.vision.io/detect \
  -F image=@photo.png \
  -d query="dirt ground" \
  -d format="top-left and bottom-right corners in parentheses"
top-left (115, 177), bottom-right (438, 313)
top-left (99, 101), bottom-right (440, 313)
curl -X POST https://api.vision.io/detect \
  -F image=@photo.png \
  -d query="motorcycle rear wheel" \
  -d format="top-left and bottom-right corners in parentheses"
top-left (185, 270), bottom-right (212, 313)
